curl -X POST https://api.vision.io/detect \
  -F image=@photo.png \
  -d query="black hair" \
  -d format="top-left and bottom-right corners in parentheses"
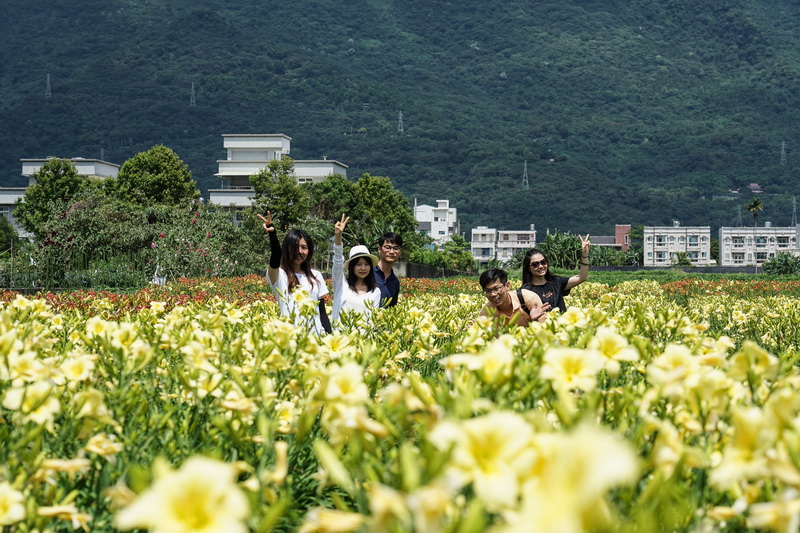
top-left (281, 229), bottom-right (315, 292)
top-left (522, 248), bottom-right (554, 285)
top-left (479, 268), bottom-right (508, 290)
top-left (378, 232), bottom-right (403, 248)
top-left (347, 256), bottom-right (377, 293)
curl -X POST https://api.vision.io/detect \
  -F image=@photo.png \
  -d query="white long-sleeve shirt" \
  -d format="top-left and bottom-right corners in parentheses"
top-left (332, 243), bottom-right (381, 323)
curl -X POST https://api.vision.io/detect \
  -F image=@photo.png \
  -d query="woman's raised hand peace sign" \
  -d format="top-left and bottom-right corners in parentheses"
top-left (257, 212), bottom-right (274, 233)
top-left (334, 213), bottom-right (350, 237)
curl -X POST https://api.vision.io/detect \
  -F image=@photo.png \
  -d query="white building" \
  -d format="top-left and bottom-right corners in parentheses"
top-left (470, 225), bottom-right (537, 264)
top-left (0, 157), bottom-right (121, 237)
top-left (208, 134), bottom-right (348, 209)
top-left (414, 199), bottom-right (459, 246)
top-left (643, 222), bottom-right (712, 267)
top-left (470, 226), bottom-right (497, 263)
top-left (718, 223), bottom-right (800, 266)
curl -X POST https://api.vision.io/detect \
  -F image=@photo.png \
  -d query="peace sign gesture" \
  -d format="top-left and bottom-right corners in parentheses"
top-left (579, 234), bottom-right (591, 254)
top-left (334, 213), bottom-right (350, 245)
top-left (257, 212), bottom-right (275, 234)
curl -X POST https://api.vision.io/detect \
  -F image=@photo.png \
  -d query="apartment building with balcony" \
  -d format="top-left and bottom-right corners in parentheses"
top-left (208, 134), bottom-right (348, 209)
top-left (718, 223), bottom-right (800, 266)
top-left (471, 225), bottom-right (537, 264)
top-left (643, 222), bottom-right (712, 266)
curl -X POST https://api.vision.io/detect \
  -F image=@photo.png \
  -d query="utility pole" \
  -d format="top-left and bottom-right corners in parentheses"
top-left (45, 74), bottom-right (51, 98)
top-left (190, 83), bottom-right (196, 107)
top-left (397, 111), bottom-right (404, 133)
top-left (781, 141), bottom-right (787, 166)
top-left (522, 160), bottom-right (529, 188)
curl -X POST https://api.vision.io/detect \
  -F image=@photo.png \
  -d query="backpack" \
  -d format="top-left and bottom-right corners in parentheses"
top-left (516, 288), bottom-right (531, 316)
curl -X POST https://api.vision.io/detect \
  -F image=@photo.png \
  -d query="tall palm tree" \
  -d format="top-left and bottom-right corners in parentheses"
top-left (746, 197), bottom-right (764, 227)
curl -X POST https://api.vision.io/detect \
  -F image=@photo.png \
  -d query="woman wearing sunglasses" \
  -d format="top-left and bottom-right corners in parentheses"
top-left (521, 234), bottom-right (591, 313)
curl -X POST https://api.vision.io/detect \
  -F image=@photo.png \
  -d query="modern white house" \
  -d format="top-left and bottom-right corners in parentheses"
top-left (0, 157), bottom-right (121, 237)
top-left (470, 225), bottom-right (537, 264)
top-left (414, 199), bottom-right (459, 246)
top-left (643, 221), bottom-right (712, 267)
top-left (718, 223), bottom-right (800, 266)
top-left (208, 134), bottom-right (348, 210)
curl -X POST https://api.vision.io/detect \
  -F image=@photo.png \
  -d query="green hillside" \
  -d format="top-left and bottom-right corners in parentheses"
top-left (2, 0), bottom-right (800, 233)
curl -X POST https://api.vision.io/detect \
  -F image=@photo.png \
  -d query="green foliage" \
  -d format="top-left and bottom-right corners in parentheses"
top-left (0, 216), bottom-right (20, 252)
top-left (745, 196), bottom-right (764, 227)
top-left (3, 1), bottom-right (800, 233)
top-left (14, 158), bottom-right (86, 238)
top-left (109, 145), bottom-right (200, 207)
top-left (537, 230), bottom-right (583, 270)
top-left (250, 157), bottom-right (311, 231)
top-left (672, 251), bottom-right (694, 267)
top-left (409, 236), bottom-right (477, 272)
top-left (762, 253), bottom-right (800, 275)
top-left (31, 190), bottom-right (263, 288)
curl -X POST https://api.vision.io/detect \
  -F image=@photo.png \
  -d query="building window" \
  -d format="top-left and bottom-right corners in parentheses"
top-left (0, 207), bottom-right (9, 219)
top-left (733, 237), bottom-right (745, 246)
top-left (778, 236), bottom-right (790, 247)
top-left (688, 235), bottom-right (698, 245)
top-left (755, 236), bottom-right (767, 247)
top-left (756, 252), bottom-right (767, 261)
top-left (503, 234), bottom-right (509, 241)
top-left (517, 234), bottom-right (529, 241)
top-left (733, 253), bottom-right (744, 263)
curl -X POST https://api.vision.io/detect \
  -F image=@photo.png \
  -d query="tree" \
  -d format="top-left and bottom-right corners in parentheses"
top-left (347, 173), bottom-right (419, 249)
top-left (762, 253), bottom-right (800, 275)
top-left (250, 156), bottom-right (310, 230)
top-left (0, 217), bottom-right (20, 252)
top-left (14, 158), bottom-right (86, 238)
top-left (746, 197), bottom-right (764, 227)
top-left (306, 174), bottom-right (355, 220)
top-left (109, 145), bottom-right (199, 207)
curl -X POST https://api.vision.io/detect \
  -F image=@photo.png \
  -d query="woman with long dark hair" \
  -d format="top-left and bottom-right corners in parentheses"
top-left (331, 214), bottom-right (381, 322)
top-left (521, 235), bottom-right (591, 313)
top-left (260, 212), bottom-right (330, 335)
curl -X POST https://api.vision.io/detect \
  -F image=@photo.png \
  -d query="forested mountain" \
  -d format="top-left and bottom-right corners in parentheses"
top-left (2, 0), bottom-right (800, 234)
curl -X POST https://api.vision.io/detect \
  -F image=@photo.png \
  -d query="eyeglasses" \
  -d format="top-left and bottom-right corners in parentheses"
top-left (529, 259), bottom-right (548, 268)
top-left (382, 245), bottom-right (402, 252)
top-left (483, 285), bottom-right (506, 296)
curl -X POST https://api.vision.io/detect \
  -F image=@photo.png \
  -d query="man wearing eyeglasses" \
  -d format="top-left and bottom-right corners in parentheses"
top-left (479, 268), bottom-right (549, 325)
top-left (375, 232), bottom-right (403, 307)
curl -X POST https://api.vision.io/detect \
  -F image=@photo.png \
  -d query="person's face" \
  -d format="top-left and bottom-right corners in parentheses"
top-left (353, 257), bottom-right (371, 279)
top-left (294, 238), bottom-right (309, 266)
top-left (380, 242), bottom-right (402, 263)
top-left (528, 253), bottom-right (548, 276)
top-left (483, 279), bottom-right (509, 306)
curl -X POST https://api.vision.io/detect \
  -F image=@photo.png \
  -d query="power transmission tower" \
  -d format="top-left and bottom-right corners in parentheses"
top-left (522, 160), bottom-right (529, 188)
top-left (736, 205), bottom-right (743, 227)
top-left (45, 74), bottom-right (51, 98)
top-left (781, 141), bottom-right (787, 166)
top-left (792, 196), bottom-right (798, 227)
top-left (100, 147), bottom-right (104, 160)
top-left (397, 111), bottom-right (404, 133)
top-left (190, 83), bottom-right (196, 107)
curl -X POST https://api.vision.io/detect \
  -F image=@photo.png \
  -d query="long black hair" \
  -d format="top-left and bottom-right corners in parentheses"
top-left (347, 256), bottom-right (377, 293)
top-left (522, 248), bottom-right (555, 285)
top-left (281, 229), bottom-right (316, 292)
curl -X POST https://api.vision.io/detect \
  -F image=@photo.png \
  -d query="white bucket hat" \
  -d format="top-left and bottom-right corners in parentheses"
top-left (344, 245), bottom-right (379, 270)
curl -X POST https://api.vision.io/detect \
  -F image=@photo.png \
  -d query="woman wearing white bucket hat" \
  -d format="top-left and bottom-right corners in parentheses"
top-left (331, 214), bottom-right (382, 323)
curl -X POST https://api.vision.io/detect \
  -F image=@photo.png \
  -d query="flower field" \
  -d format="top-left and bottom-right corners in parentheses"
top-left (3, 276), bottom-right (800, 532)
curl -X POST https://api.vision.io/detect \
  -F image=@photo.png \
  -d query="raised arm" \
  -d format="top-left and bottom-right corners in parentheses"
top-left (331, 214), bottom-right (349, 322)
top-left (258, 212), bottom-right (281, 285)
top-left (566, 234), bottom-right (591, 290)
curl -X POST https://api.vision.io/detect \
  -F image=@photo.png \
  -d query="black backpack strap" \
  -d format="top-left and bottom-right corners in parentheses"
top-left (516, 288), bottom-right (531, 315)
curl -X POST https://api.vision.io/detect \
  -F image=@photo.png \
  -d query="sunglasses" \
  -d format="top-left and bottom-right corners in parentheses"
top-left (529, 259), bottom-right (548, 268)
